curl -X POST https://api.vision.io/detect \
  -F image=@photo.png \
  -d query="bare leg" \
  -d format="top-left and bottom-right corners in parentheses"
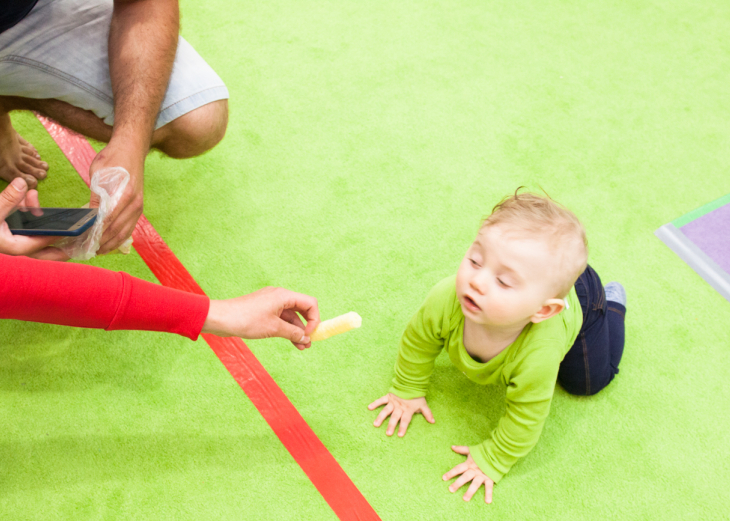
top-left (0, 95), bottom-right (228, 172)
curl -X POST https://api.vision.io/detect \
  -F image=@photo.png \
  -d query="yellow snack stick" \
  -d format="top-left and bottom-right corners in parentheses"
top-left (311, 312), bottom-right (362, 341)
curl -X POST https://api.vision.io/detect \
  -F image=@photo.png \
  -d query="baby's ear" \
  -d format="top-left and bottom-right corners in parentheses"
top-left (530, 299), bottom-right (565, 324)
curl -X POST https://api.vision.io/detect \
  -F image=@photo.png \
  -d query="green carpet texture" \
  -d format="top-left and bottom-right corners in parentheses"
top-left (2, 1), bottom-right (730, 519)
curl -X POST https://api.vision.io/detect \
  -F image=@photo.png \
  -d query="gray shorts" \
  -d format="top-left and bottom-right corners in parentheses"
top-left (0, 0), bottom-right (229, 129)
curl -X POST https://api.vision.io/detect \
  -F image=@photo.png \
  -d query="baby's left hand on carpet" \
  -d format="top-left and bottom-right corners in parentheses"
top-left (443, 446), bottom-right (494, 504)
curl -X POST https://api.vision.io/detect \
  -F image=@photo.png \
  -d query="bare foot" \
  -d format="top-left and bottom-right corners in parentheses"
top-left (0, 113), bottom-right (49, 189)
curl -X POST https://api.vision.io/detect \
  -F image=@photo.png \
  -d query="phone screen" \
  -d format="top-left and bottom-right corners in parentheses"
top-left (5, 208), bottom-right (96, 231)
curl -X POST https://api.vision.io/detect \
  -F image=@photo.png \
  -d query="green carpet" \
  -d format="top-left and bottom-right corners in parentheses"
top-left (2, 1), bottom-right (730, 519)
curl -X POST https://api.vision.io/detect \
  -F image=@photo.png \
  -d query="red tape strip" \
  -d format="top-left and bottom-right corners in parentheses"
top-left (37, 114), bottom-right (380, 521)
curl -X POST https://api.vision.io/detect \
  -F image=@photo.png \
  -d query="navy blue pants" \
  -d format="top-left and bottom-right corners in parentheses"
top-left (558, 265), bottom-right (626, 396)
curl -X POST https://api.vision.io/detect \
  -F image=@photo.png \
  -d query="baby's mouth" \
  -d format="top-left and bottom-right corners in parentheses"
top-left (464, 295), bottom-right (482, 310)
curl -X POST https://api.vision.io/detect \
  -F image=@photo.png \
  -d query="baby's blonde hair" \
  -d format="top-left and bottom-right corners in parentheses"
top-left (482, 188), bottom-right (588, 298)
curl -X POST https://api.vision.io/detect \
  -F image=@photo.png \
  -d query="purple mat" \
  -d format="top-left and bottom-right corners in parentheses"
top-left (656, 196), bottom-right (730, 302)
top-left (681, 204), bottom-right (730, 274)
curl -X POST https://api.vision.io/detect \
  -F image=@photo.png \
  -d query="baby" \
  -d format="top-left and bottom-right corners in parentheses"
top-left (368, 190), bottom-right (626, 504)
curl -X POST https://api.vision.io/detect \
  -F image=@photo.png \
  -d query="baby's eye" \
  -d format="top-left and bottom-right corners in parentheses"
top-left (469, 258), bottom-right (480, 268)
top-left (497, 278), bottom-right (510, 288)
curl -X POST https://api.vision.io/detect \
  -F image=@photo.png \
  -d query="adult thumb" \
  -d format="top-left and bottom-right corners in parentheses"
top-left (0, 178), bottom-right (28, 219)
top-left (279, 320), bottom-right (310, 344)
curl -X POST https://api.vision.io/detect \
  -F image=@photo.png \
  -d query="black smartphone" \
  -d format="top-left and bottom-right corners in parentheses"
top-left (5, 207), bottom-right (98, 236)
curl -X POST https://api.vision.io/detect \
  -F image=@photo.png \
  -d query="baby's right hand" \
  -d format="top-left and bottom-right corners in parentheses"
top-left (367, 393), bottom-right (435, 437)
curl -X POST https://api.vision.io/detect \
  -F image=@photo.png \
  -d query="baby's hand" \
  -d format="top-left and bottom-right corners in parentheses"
top-left (443, 446), bottom-right (494, 504)
top-left (367, 393), bottom-right (435, 437)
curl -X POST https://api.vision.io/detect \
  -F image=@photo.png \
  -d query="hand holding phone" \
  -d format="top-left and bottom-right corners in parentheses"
top-left (0, 178), bottom-right (70, 260)
top-left (6, 207), bottom-right (97, 236)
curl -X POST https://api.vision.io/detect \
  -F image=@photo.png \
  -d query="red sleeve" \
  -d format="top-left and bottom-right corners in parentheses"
top-left (0, 254), bottom-right (209, 340)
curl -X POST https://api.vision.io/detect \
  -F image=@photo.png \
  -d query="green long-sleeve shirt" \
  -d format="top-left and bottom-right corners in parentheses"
top-left (389, 275), bottom-right (582, 483)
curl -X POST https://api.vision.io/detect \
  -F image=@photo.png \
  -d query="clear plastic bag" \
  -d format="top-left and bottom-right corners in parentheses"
top-left (55, 167), bottom-right (134, 260)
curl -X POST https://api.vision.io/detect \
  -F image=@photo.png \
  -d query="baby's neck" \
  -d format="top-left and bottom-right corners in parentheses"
top-left (463, 317), bottom-right (529, 363)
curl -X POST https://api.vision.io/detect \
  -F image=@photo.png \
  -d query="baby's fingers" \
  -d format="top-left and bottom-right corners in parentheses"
top-left (368, 395), bottom-right (389, 411)
top-left (449, 469), bottom-right (476, 493)
top-left (373, 403), bottom-right (394, 428)
top-left (385, 409), bottom-right (402, 436)
top-left (463, 477), bottom-right (484, 502)
top-left (462, 476), bottom-right (484, 501)
top-left (485, 480), bottom-right (494, 504)
top-left (451, 445), bottom-right (470, 456)
top-left (397, 411), bottom-right (414, 437)
top-left (420, 403), bottom-right (435, 424)
top-left (442, 462), bottom-right (469, 482)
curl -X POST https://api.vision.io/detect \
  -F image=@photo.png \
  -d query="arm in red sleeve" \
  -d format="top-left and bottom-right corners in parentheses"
top-left (0, 254), bottom-right (209, 340)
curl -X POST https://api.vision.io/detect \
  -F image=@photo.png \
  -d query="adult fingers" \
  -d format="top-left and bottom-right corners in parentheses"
top-left (282, 291), bottom-right (320, 335)
top-left (98, 226), bottom-right (134, 255)
top-left (89, 189), bottom-right (101, 209)
top-left (275, 318), bottom-right (309, 345)
top-left (282, 310), bottom-right (309, 349)
top-left (463, 477), bottom-right (484, 502)
top-left (95, 170), bottom-right (141, 246)
top-left (373, 403), bottom-right (394, 427)
top-left (23, 189), bottom-right (39, 206)
top-left (0, 178), bottom-right (28, 220)
top-left (98, 198), bottom-right (141, 253)
top-left (281, 309), bottom-right (305, 330)
top-left (29, 246), bottom-right (69, 261)
top-left (397, 411), bottom-right (414, 437)
top-left (0, 224), bottom-right (58, 255)
top-left (368, 395), bottom-right (390, 411)
top-left (420, 403), bottom-right (436, 424)
top-left (385, 409), bottom-right (402, 436)
top-left (96, 181), bottom-right (131, 232)
top-left (13, 172), bottom-right (38, 189)
top-left (291, 336), bottom-right (312, 350)
top-left (99, 201), bottom-right (128, 240)
top-left (485, 481), bottom-right (493, 504)
top-left (449, 469), bottom-right (476, 493)
top-left (451, 445), bottom-right (470, 456)
top-left (21, 189), bottom-right (44, 216)
top-left (98, 208), bottom-right (140, 254)
top-left (282, 310), bottom-right (311, 349)
top-left (442, 462), bottom-right (469, 482)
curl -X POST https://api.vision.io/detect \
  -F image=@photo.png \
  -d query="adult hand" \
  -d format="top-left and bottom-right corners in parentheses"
top-left (368, 393), bottom-right (435, 437)
top-left (91, 0), bottom-right (179, 255)
top-left (0, 178), bottom-right (68, 260)
top-left (442, 446), bottom-right (495, 504)
top-left (202, 287), bottom-right (321, 350)
top-left (89, 142), bottom-right (144, 255)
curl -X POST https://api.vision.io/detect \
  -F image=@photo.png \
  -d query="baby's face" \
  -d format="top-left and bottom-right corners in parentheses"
top-left (455, 224), bottom-right (560, 328)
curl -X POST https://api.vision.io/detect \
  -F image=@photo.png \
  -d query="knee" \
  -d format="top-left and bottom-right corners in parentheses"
top-left (558, 372), bottom-right (615, 396)
top-left (558, 376), bottom-right (589, 396)
top-left (156, 99), bottom-right (228, 159)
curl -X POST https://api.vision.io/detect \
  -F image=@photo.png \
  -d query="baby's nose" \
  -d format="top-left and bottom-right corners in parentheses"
top-left (470, 275), bottom-right (487, 295)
